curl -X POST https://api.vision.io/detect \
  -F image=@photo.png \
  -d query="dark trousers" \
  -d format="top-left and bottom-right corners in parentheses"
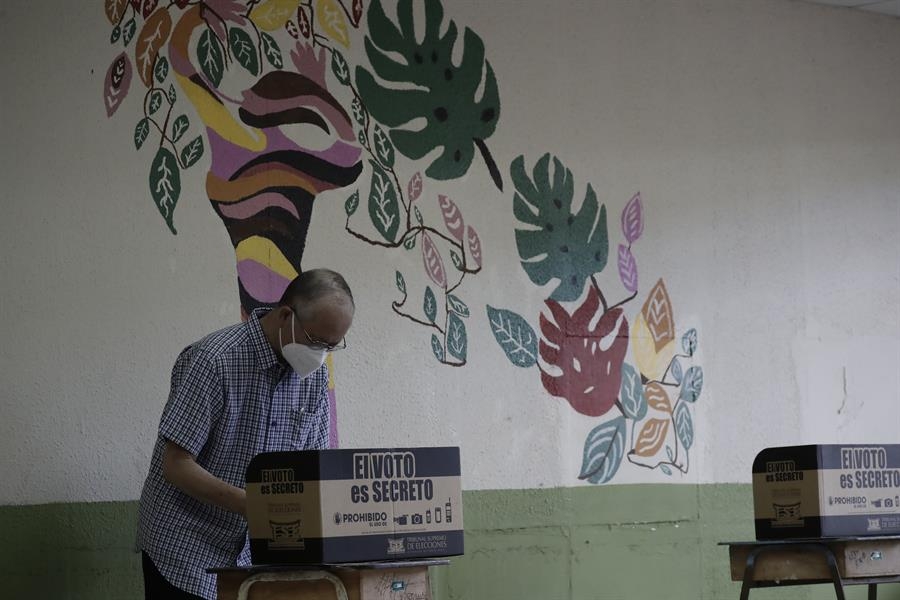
top-left (142, 552), bottom-right (205, 600)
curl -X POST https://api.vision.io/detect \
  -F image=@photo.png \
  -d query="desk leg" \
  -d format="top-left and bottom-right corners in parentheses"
top-left (868, 583), bottom-right (877, 600)
top-left (738, 544), bottom-right (847, 600)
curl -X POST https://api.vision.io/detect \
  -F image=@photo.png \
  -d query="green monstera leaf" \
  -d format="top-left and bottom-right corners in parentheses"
top-left (510, 154), bottom-right (609, 302)
top-left (355, 0), bottom-right (503, 190)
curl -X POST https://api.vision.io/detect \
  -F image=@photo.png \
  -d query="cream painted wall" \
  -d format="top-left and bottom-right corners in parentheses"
top-left (0, 0), bottom-right (898, 504)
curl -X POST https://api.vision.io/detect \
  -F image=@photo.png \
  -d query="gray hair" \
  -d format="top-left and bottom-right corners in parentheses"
top-left (279, 269), bottom-right (354, 321)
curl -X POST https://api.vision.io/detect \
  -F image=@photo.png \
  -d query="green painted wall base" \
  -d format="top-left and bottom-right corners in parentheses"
top-left (2, 485), bottom-right (898, 599)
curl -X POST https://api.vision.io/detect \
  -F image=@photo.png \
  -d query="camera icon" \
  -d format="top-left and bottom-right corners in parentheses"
top-left (411, 513), bottom-right (423, 525)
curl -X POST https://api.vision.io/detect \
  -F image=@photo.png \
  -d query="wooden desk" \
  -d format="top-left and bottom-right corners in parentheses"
top-left (210, 559), bottom-right (448, 600)
top-left (722, 537), bottom-right (900, 600)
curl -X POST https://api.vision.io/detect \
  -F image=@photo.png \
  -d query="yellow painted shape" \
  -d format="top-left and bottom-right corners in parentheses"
top-left (235, 236), bottom-right (298, 281)
top-left (316, 0), bottom-right (350, 48)
top-left (175, 73), bottom-right (266, 151)
top-left (631, 312), bottom-right (675, 382)
top-left (251, 0), bottom-right (300, 31)
top-left (326, 353), bottom-right (335, 390)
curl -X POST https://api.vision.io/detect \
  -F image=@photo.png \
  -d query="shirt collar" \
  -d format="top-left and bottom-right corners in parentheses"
top-left (248, 307), bottom-right (284, 372)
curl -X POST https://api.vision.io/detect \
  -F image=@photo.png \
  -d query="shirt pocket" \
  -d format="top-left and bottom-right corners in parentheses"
top-left (291, 403), bottom-right (321, 449)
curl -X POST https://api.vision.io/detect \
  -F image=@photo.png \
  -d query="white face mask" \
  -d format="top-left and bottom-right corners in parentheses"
top-left (279, 311), bottom-right (327, 379)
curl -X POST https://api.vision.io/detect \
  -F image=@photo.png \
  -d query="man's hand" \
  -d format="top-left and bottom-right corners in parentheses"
top-left (162, 441), bottom-right (247, 516)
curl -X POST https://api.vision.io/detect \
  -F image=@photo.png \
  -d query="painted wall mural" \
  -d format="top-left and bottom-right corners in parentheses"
top-left (101, 0), bottom-right (702, 483)
top-left (487, 155), bottom-right (704, 483)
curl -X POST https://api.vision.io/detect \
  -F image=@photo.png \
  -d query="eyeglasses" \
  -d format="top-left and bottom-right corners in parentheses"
top-left (299, 324), bottom-right (347, 353)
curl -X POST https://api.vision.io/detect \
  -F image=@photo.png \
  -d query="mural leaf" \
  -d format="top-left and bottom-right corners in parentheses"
top-left (134, 118), bottom-right (150, 149)
top-left (679, 366), bottom-right (703, 403)
top-left (682, 328), bottom-right (698, 356)
top-left (450, 250), bottom-right (462, 271)
top-left (431, 333), bottom-right (444, 362)
top-left (438, 194), bottom-right (464, 242)
top-left (645, 382), bottom-right (672, 413)
top-left (104, 52), bottom-right (133, 117)
top-left (539, 287), bottom-right (629, 417)
top-left (141, 0), bottom-right (159, 19)
top-left (423, 286), bottom-right (437, 323)
top-left (660, 465), bottom-right (673, 476)
top-left (367, 161), bottom-right (400, 242)
top-left (316, 0), bottom-right (351, 47)
top-left (579, 416), bottom-right (626, 484)
top-left (229, 27), bottom-right (260, 76)
top-left (466, 226), bottom-right (482, 268)
top-left (179, 136), bottom-right (204, 168)
top-left (111, 25), bottom-right (122, 44)
top-left (408, 172), bottom-right (423, 203)
top-left (671, 358), bottom-right (683, 385)
top-left (148, 90), bottom-right (164, 114)
top-left (135, 8), bottom-right (172, 87)
top-left (260, 32), bottom-right (283, 68)
top-left (486, 305), bottom-right (537, 368)
top-left (171, 115), bottom-right (189, 142)
top-left (250, 0), bottom-right (297, 31)
top-left (395, 270), bottom-right (406, 295)
top-left (447, 294), bottom-right (469, 317)
top-left (634, 418), bottom-right (670, 457)
top-left (414, 206), bottom-right (424, 226)
top-left (297, 5), bottom-right (312, 38)
top-left (149, 147), bottom-right (180, 235)
top-left (154, 55), bottom-right (169, 83)
top-left (617, 244), bottom-right (638, 293)
top-left (331, 49), bottom-right (351, 85)
top-left (373, 125), bottom-right (395, 167)
top-left (358, 129), bottom-right (367, 146)
top-left (105, 0), bottom-right (128, 25)
top-left (621, 192), bottom-right (644, 244)
top-left (198, 28), bottom-right (225, 87)
top-left (351, 97), bottom-right (367, 127)
top-left (403, 234), bottom-right (416, 250)
top-left (285, 19), bottom-right (300, 40)
top-left (168, 83), bottom-right (177, 104)
top-left (510, 154), bottom-right (608, 302)
top-left (355, 0), bottom-right (501, 186)
top-left (674, 402), bottom-right (694, 450)
top-left (345, 190), bottom-right (359, 216)
top-left (642, 278), bottom-right (675, 352)
top-left (421, 232), bottom-right (447, 289)
top-left (447, 313), bottom-right (467, 361)
top-left (619, 362), bottom-right (647, 420)
top-left (122, 19), bottom-right (137, 46)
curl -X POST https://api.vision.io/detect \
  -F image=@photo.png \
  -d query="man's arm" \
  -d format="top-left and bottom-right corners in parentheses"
top-left (162, 441), bottom-right (247, 516)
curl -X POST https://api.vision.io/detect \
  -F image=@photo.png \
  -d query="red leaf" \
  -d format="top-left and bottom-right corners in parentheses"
top-left (297, 6), bottom-right (311, 38)
top-left (352, 0), bottom-right (364, 25)
top-left (285, 19), bottom-right (300, 39)
top-left (407, 172), bottom-right (423, 203)
top-left (466, 226), bottom-right (482, 268)
top-left (174, 0), bottom-right (191, 8)
top-left (103, 52), bottom-right (133, 117)
top-left (539, 292), bottom-right (630, 417)
top-left (141, 0), bottom-right (159, 19)
top-left (421, 233), bottom-right (447, 289)
top-left (135, 8), bottom-right (172, 87)
top-left (438, 195), bottom-right (464, 242)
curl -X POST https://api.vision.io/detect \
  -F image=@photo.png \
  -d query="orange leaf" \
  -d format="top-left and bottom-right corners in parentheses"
top-left (135, 8), bottom-right (173, 88)
top-left (634, 418), bottom-right (670, 457)
top-left (641, 278), bottom-right (674, 352)
top-left (105, 0), bottom-right (128, 24)
top-left (645, 382), bottom-right (672, 413)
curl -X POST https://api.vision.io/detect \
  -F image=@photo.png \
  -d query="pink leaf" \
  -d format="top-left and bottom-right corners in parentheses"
top-left (438, 194), bottom-right (464, 242)
top-left (407, 172), bottom-right (423, 203)
top-left (104, 52), bottom-right (133, 117)
top-left (421, 233), bottom-right (447, 289)
top-left (290, 42), bottom-right (327, 87)
top-left (621, 192), bottom-right (644, 244)
top-left (617, 244), bottom-right (638, 293)
top-left (466, 226), bottom-right (482, 268)
top-left (141, 0), bottom-right (159, 19)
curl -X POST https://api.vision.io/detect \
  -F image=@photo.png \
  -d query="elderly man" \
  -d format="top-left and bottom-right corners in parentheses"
top-left (137, 269), bottom-right (354, 600)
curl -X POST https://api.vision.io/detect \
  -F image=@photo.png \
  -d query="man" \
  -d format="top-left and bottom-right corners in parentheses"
top-left (136, 269), bottom-right (354, 600)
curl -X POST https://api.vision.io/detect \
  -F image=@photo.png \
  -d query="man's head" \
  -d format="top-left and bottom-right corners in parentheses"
top-left (268, 269), bottom-right (355, 374)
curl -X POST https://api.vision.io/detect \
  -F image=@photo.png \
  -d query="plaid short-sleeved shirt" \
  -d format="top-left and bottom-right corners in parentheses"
top-left (136, 308), bottom-right (330, 600)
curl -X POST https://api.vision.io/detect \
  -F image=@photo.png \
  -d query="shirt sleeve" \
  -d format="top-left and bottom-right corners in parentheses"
top-left (157, 345), bottom-right (221, 457)
top-left (308, 366), bottom-right (331, 450)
